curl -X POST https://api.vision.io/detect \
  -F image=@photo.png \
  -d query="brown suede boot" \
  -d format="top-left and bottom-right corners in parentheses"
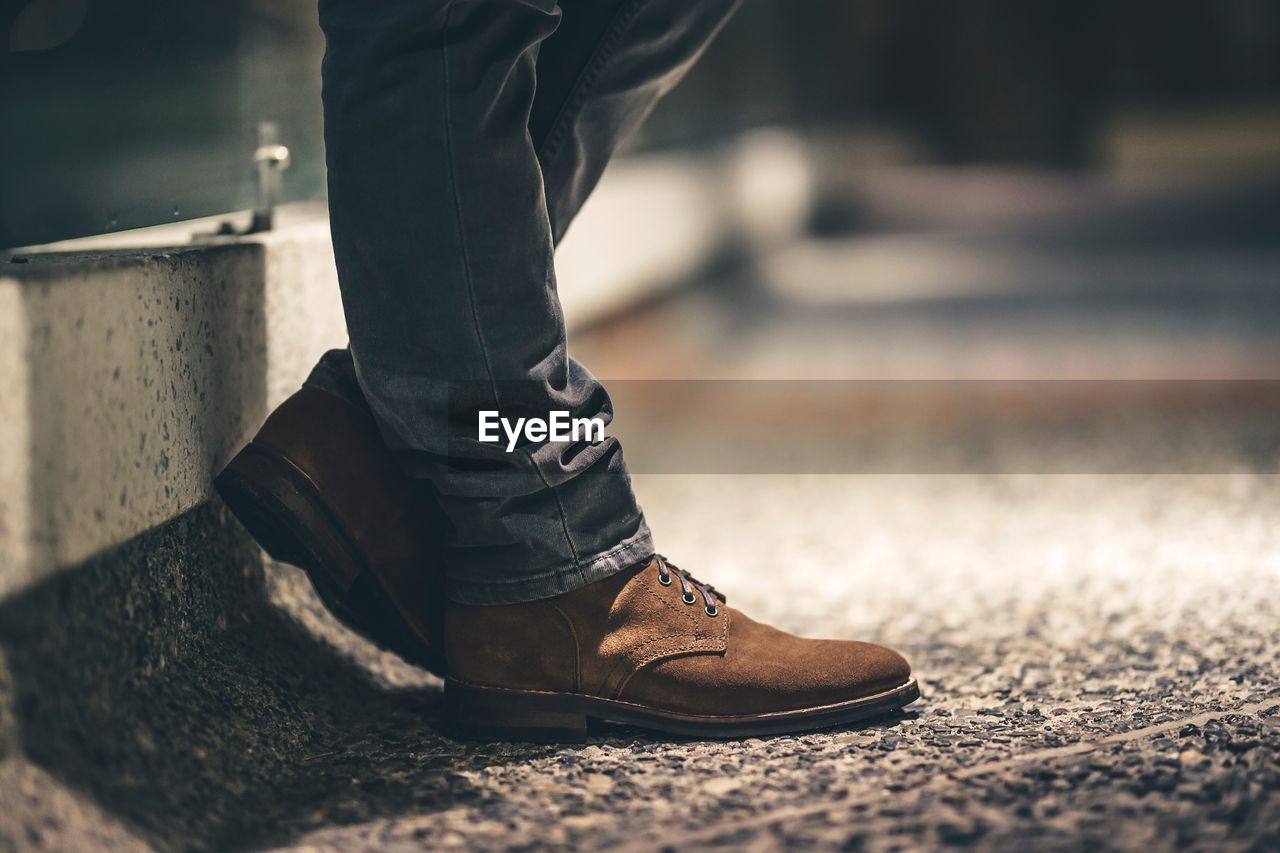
top-left (215, 386), bottom-right (448, 675)
top-left (444, 556), bottom-right (918, 741)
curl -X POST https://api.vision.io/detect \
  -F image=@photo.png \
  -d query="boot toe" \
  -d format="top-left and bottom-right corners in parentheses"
top-left (833, 641), bottom-right (911, 699)
top-left (625, 621), bottom-right (913, 715)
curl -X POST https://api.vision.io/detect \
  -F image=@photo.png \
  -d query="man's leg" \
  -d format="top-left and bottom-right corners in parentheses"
top-left (309, 0), bottom-right (739, 603)
top-left (531, 0), bottom-right (742, 243)
top-left (309, 0), bottom-right (740, 401)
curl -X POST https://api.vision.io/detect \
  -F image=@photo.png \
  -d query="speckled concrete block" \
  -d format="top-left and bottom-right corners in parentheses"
top-left (0, 216), bottom-right (346, 597)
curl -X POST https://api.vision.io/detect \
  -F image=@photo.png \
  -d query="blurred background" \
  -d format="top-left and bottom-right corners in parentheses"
top-left (6, 0), bottom-right (1280, 244)
top-left (9, 0), bottom-right (1280, 384)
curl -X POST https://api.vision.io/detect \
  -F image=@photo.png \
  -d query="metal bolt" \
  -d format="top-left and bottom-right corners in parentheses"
top-left (249, 122), bottom-right (290, 233)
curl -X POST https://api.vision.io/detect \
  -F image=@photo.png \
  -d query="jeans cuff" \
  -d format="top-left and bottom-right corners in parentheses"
top-left (445, 525), bottom-right (655, 605)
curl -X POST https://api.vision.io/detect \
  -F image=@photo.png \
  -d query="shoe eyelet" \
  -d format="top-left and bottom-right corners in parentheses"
top-left (705, 605), bottom-right (718, 617)
top-left (658, 574), bottom-right (672, 586)
top-left (681, 592), bottom-right (697, 605)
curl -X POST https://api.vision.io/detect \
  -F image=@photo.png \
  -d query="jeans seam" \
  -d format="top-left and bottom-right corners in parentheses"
top-left (530, 242), bottom-right (586, 582)
top-left (536, 0), bottom-right (646, 167)
top-left (441, 0), bottom-right (584, 575)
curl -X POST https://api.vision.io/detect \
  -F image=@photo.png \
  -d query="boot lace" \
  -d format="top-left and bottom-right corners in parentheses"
top-left (654, 555), bottom-right (723, 617)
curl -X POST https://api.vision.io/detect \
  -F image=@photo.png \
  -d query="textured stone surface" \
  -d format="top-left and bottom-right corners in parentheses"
top-left (271, 474), bottom-right (1278, 852)
top-left (2, 472), bottom-right (1276, 851)
top-left (0, 503), bottom-right (450, 852)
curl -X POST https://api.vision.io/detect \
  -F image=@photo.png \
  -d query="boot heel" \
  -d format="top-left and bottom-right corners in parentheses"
top-left (444, 680), bottom-right (588, 743)
top-left (215, 442), bottom-right (363, 591)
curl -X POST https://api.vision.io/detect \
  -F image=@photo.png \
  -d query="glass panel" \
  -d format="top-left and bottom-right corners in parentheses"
top-left (1, 0), bottom-right (325, 248)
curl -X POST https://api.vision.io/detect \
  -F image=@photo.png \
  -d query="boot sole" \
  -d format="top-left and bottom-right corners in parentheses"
top-left (444, 677), bottom-right (920, 742)
top-left (215, 442), bottom-right (447, 676)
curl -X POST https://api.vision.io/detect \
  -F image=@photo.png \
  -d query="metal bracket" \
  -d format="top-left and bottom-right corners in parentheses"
top-left (248, 121), bottom-right (291, 233)
top-left (203, 121), bottom-right (291, 238)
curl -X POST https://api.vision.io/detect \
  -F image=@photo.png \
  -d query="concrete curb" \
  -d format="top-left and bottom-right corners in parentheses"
top-left (0, 231), bottom-right (341, 597)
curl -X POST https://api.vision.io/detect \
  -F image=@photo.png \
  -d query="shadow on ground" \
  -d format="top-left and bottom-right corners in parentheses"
top-left (0, 502), bottom-right (922, 851)
top-left (0, 504), bottom-right (497, 851)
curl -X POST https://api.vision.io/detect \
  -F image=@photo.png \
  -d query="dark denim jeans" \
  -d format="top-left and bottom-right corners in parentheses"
top-left (307, 0), bottom-right (739, 604)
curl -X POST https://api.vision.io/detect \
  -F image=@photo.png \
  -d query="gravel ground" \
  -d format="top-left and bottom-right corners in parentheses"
top-left (270, 473), bottom-right (1280, 852)
top-left (6, 477), bottom-right (1273, 852)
